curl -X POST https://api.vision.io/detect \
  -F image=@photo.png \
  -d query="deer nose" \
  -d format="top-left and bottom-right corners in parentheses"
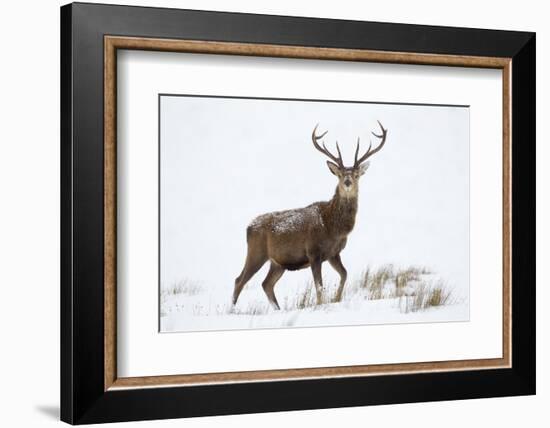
top-left (344, 179), bottom-right (352, 187)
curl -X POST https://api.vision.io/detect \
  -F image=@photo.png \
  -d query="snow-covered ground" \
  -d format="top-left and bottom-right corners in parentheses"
top-left (160, 266), bottom-right (468, 333)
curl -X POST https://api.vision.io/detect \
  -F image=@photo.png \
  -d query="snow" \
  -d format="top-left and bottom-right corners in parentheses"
top-left (160, 270), bottom-right (468, 333)
top-left (161, 293), bottom-right (468, 333)
top-left (249, 204), bottom-right (324, 234)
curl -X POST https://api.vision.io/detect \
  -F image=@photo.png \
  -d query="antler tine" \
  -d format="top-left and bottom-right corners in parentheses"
top-left (354, 120), bottom-right (387, 167)
top-left (354, 137), bottom-right (373, 166)
top-left (312, 124), bottom-right (344, 167)
top-left (312, 124), bottom-right (328, 141)
top-left (371, 120), bottom-right (387, 138)
top-left (335, 141), bottom-right (343, 161)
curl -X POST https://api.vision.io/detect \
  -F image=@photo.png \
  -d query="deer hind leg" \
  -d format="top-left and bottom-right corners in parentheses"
top-left (310, 258), bottom-right (325, 305)
top-left (233, 250), bottom-right (267, 306)
top-left (329, 254), bottom-right (347, 303)
top-left (262, 262), bottom-right (285, 310)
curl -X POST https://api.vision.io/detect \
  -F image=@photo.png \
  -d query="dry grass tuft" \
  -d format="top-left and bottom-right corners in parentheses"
top-left (162, 279), bottom-right (203, 297)
top-left (295, 282), bottom-right (317, 309)
top-left (243, 301), bottom-right (270, 315)
top-left (366, 264), bottom-right (394, 299)
top-left (397, 280), bottom-right (454, 313)
top-left (352, 264), bottom-right (453, 313)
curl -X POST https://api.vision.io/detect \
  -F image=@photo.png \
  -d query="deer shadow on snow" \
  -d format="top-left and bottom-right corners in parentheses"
top-left (232, 121), bottom-right (388, 310)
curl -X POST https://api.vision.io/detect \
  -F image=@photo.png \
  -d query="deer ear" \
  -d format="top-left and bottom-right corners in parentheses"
top-left (358, 161), bottom-right (370, 176)
top-left (326, 161), bottom-right (341, 176)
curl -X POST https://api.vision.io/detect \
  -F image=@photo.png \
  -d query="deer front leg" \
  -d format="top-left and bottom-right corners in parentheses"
top-left (329, 254), bottom-right (347, 303)
top-left (310, 258), bottom-right (324, 305)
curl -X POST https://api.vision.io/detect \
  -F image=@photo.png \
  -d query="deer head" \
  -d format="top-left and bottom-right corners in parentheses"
top-left (311, 121), bottom-right (388, 197)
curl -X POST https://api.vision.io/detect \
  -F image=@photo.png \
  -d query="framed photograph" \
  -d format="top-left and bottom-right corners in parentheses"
top-left (60, 2), bottom-right (535, 424)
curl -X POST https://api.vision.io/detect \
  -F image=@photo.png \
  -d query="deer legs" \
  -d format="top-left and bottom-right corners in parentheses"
top-left (262, 262), bottom-right (285, 310)
top-left (310, 258), bottom-right (325, 305)
top-left (310, 254), bottom-right (347, 305)
top-left (235, 243), bottom-right (348, 309)
top-left (233, 254), bottom-right (284, 310)
top-left (329, 254), bottom-right (347, 302)
top-left (233, 252), bottom-right (266, 306)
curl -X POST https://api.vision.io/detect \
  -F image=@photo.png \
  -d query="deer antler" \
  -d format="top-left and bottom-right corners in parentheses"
top-left (354, 120), bottom-right (388, 167)
top-left (312, 124), bottom-right (344, 168)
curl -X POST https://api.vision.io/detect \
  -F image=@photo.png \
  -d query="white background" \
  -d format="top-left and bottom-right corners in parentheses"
top-left (118, 52), bottom-right (501, 377)
top-left (159, 96), bottom-right (470, 298)
top-left (158, 95), bottom-right (471, 332)
top-left (0, 0), bottom-right (546, 427)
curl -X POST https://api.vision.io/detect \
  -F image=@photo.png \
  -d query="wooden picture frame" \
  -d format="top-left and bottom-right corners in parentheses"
top-left (61, 2), bottom-right (535, 424)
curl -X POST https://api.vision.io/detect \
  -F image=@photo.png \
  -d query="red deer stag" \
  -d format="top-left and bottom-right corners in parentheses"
top-left (233, 121), bottom-right (388, 310)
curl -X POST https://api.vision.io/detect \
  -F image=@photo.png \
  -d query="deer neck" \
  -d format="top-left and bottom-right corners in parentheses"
top-left (325, 188), bottom-right (358, 236)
